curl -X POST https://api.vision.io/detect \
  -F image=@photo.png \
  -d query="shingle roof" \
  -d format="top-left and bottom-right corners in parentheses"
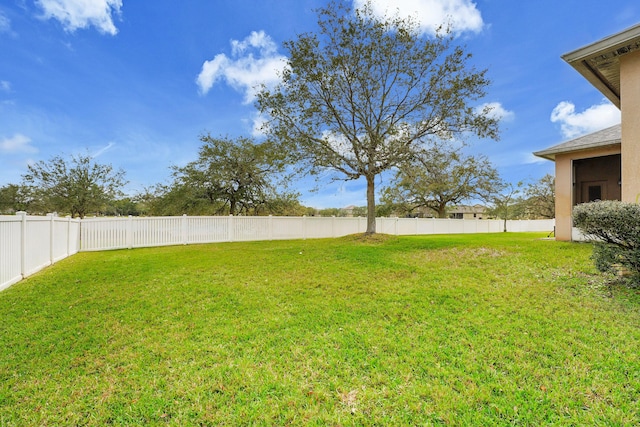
top-left (533, 124), bottom-right (621, 161)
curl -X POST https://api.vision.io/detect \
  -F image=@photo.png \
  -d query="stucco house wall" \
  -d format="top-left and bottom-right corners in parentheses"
top-left (621, 49), bottom-right (640, 203)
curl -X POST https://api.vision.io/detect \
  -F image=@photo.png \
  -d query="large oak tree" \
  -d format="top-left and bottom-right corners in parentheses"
top-left (169, 135), bottom-right (295, 216)
top-left (257, 0), bottom-right (499, 233)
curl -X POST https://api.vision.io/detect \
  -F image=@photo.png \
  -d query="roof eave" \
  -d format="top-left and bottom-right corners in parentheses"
top-left (561, 23), bottom-right (640, 109)
top-left (563, 60), bottom-right (621, 107)
top-left (533, 141), bottom-right (621, 162)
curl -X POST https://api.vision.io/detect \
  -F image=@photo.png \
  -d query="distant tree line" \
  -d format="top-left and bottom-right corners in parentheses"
top-left (0, 143), bottom-right (553, 221)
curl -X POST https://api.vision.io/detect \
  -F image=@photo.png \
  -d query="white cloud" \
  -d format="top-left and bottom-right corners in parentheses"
top-left (353, 0), bottom-right (484, 35)
top-left (550, 100), bottom-right (621, 139)
top-left (522, 152), bottom-right (548, 164)
top-left (475, 102), bottom-right (514, 122)
top-left (36, 0), bottom-right (122, 35)
top-left (0, 134), bottom-right (38, 154)
top-left (248, 112), bottom-right (268, 138)
top-left (0, 11), bottom-right (11, 34)
top-left (0, 80), bottom-right (10, 92)
top-left (196, 30), bottom-right (287, 103)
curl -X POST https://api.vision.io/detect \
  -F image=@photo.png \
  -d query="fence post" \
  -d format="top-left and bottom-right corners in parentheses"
top-left (17, 211), bottom-right (27, 279)
top-left (269, 215), bottom-right (273, 241)
top-left (47, 213), bottom-right (55, 265)
top-left (66, 216), bottom-right (71, 256)
top-left (228, 215), bottom-right (234, 242)
top-left (127, 215), bottom-right (133, 249)
top-left (302, 215), bottom-right (306, 240)
top-left (182, 214), bottom-right (188, 245)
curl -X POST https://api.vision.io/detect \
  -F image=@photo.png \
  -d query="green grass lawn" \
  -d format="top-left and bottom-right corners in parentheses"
top-left (1, 233), bottom-right (639, 426)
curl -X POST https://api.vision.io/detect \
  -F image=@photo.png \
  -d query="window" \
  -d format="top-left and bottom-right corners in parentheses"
top-left (588, 185), bottom-right (602, 202)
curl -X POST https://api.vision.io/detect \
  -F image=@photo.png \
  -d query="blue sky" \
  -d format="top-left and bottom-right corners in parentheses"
top-left (0, 0), bottom-right (636, 208)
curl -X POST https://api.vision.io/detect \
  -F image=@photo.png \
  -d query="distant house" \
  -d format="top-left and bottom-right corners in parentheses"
top-left (448, 204), bottom-right (487, 220)
top-left (533, 24), bottom-right (640, 241)
top-left (343, 205), bottom-right (357, 217)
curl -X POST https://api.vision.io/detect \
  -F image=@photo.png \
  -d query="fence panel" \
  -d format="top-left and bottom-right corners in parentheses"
top-left (80, 217), bottom-right (128, 251)
top-left (395, 218), bottom-right (418, 235)
top-left (186, 216), bottom-right (228, 244)
top-left (132, 216), bottom-right (183, 248)
top-left (376, 218), bottom-right (397, 235)
top-left (506, 219), bottom-right (554, 233)
top-left (301, 217), bottom-right (334, 239)
top-left (52, 217), bottom-right (79, 262)
top-left (23, 216), bottom-right (52, 277)
top-left (272, 216), bottom-right (304, 240)
top-left (232, 217), bottom-right (269, 242)
top-left (1, 214), bottom-right (80, 291)
top-left (333, 217), bottom-right (363, 237)
top-left (0, 217), bottom-right (22, 291)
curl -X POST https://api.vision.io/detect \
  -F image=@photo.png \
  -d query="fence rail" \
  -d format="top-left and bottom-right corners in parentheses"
top-left (1, 214), bottom-right (554, 291)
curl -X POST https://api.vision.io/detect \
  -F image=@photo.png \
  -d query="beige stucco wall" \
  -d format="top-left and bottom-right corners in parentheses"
top-left (554, 153), bottom-right (573, 241)
top-left (620, 49), bottom-right (640, 203)
top-left (554, 145), bottom-right (621, 241)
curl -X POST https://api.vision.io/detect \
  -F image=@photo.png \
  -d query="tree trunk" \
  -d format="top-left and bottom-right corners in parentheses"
top-left (366, 174), bottom-right (376, 234)
top-left (437, 204), bottom-right (447, 219)
top-left (503, 207), bottom-right (508, 232)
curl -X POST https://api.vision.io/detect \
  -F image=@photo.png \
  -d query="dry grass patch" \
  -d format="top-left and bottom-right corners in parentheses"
top-left (407, 246), bottom-right (505, 264)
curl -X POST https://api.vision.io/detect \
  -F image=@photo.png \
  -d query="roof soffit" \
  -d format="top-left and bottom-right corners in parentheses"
top-left (562, 24), bottom-right (640, 108)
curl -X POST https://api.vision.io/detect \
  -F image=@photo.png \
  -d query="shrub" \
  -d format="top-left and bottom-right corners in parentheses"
top-left (573, 201), bottom-right (640, 284)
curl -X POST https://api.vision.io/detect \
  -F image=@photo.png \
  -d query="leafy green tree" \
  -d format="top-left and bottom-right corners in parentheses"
top-left (523, 174), bottom-right (555, 219)
top-left (104, 197), bottom-right (141, 217)
top-left (488, 181), bottom-right (524, 232)
top-left (350, 206), bottom-right (367, 217)
top-left (318, 208), bottom-right (343, 217)
top-left (381, 144), bottom-right (500, 218)
top-left (21, 153), bottom-right (127, 218)
top-left (170, 135), bottom-right (295, 216)
top-left (0, 184), bottom-right (31, 214)
top-left (143, 182), bottom-right (225, 216)
top-left (257, 0), bottom-right (499, 233)
top-left (261, 194), bottom-right (308, 216)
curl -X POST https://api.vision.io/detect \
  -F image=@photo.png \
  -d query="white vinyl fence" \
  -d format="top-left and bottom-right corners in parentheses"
top-left (1, 213), bottom-right (554, 291)
top-left (78, 215), bottom-right (554, 251)
top-left (0, 212), bottom-right (80, 291)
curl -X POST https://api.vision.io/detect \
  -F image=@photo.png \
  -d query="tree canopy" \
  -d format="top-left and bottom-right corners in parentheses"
top-left (21, 153), bottom-right (127, 218)
top-left (380, 144), bottom-right (500, 218)
top-left (0, 184), bottom-right (29, 214)
top-left (257, 0), bottom-right (500, 233)
top-left (165, 135), bottom-right (299, 216)
top-left (523, 174), bottom-right (555, 219)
